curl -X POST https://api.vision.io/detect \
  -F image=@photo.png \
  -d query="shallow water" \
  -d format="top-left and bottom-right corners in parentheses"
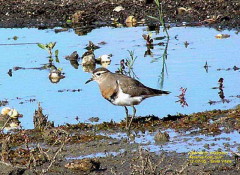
top-left (66, 149), bottom-right (125, 160)
top-left (0, 26), bottom-right (239, 129)
top-left (135, 130), bottom-right (240, 153)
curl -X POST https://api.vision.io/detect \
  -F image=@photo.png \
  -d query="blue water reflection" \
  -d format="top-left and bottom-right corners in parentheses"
top-left (0, 26), bottom-right (239, 129)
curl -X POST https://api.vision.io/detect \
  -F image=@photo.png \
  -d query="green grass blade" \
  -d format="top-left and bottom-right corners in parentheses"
top-left (37, 43), bottom-right (46, 50)
top-left (147, 15), bottom-right (160, 21)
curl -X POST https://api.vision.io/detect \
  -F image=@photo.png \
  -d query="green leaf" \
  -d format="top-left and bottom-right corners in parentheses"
top-left (52, 42), bottom-right (56, 48)
top-left (37, 43), bottom-right (47, 50)
top-left (56, 58), bottom-right (60, 63)
top-left (147, 16), bottom-right (160, 21)
top-left (55, 49), bottom-right (59, 57)
top-left (55, 50), bottom-right (59, 62)
top-left (55, 57), bottom-right (60, 63)
top-left (47, 44), bottom-right (51, 49)
top-left (66, 19), bottom-right (72, 24)
top-left (47, 42), bottom-right (56, 49)
top-left (48, 57), bottom-right (53, 62)
top-left (154, 0), bottom-right (160, 7)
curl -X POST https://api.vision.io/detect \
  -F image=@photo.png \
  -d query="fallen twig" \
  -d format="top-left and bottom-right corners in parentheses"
top-left (0, 116), bottom-right (11, 132)
top-left (40, 140), bottom-right (66, 174)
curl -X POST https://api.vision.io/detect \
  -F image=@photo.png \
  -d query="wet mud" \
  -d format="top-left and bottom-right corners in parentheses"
top-left (0, 106), bottom-right (240, 174)
top-left (0, 0), bottom-right (239, 29)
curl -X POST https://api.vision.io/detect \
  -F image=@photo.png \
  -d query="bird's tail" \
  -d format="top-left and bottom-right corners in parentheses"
top-left (152, 89), bottom-right (171, 95)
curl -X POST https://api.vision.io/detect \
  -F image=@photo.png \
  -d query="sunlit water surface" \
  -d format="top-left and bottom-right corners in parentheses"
top-left (0, 26), bottom-right (239, 129)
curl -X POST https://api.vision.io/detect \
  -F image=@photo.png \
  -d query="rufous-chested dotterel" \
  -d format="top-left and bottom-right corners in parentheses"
top-left (86, 67), bottom-right (170, 129)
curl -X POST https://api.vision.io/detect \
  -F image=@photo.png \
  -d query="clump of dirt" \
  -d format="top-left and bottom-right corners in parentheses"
top-left (154, 131), bottom-right (170, 143)
top-left (33, 103), bottom-right (54, 131)
top-left (65, 158), bottom-right (100, 172)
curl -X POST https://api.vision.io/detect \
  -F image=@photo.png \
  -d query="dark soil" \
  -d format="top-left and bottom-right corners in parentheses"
top-left (0, 0), bottom-right (239, 29)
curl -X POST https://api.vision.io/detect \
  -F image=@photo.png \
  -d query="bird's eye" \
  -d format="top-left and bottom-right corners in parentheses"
top-left (96, 73), bottom-right (101, 76)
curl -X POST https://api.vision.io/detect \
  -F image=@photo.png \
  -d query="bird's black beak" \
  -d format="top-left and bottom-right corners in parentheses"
top-left (85, 78), bottom-right (93, 84)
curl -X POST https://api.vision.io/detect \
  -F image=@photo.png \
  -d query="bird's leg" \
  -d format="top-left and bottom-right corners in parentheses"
top-left (127, 105), bottom-right (136, 130)
top-left (124, 106), bottom-right (129, 129)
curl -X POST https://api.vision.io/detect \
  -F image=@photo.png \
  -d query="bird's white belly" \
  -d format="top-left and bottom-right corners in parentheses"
top-left (111, 88), bottom-right (143, 106)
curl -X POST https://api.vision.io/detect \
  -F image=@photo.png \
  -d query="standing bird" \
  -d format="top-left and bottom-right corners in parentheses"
top-left (85, 67), bottom-right (170, 129)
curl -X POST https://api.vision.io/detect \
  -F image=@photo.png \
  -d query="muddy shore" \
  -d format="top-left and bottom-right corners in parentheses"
top-left (0, 106), bottom-right (240, 174)
top-left (0, 0), bottom-right (239, 29)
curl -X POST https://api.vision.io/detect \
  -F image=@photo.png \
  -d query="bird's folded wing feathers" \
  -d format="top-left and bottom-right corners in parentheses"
top-left (115, 74), bottom-right (168, 97)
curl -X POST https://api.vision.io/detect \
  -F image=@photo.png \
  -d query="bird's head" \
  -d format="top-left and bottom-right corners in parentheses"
top-left (85, 67), bottom-right (110, 84)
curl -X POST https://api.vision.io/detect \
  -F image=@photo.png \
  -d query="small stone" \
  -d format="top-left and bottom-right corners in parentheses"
top-left (215, 34), bottom-right (230, 39)
top-left (195, 137), bottom-right (202, 142)
top-left (1, 107), bottom-right (11, 115)
top-left (113, 6), bottom-right (125, 12)
top-left (65, 51), bottom-right (79, 61)
top-left (72, 10), bottom-right (84, 23)
top-left (125, 16), bottom-right (137, 23)
top-left (65, 158), bottom-right (100, 172)
top-left (176, 7), bottom-right (188, 15)
top-left (203, 144), bottom-right (210, 149)
top-left (154, 131), bottom-right (170, 143)
top-left (88, 117), bottom-right (99, 122)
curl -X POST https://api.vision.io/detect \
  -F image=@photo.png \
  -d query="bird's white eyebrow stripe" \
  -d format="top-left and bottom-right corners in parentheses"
top-left (94, 71), bottom-right (107, 75)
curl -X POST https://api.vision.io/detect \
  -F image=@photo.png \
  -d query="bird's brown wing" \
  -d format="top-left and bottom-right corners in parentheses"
top-left (114, 73), bottom-right (169, 97)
